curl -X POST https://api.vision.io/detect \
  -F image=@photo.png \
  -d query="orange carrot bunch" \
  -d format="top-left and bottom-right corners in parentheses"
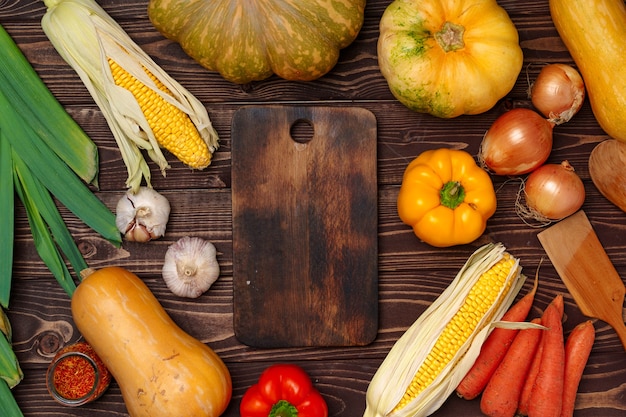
top-left (480, 317), bottom-right (543, 417)
top-left (457, 292), bottom-right (595, 417)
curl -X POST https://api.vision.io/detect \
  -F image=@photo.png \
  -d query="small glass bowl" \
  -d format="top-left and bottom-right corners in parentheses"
top-left (46, 342), bottom-right (111, 407)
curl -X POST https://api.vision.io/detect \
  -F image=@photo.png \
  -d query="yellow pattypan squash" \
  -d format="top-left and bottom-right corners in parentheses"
top-left (397, 148), bottom-right (496, 247)
top-left (378, 0), bottom-right (523, 118)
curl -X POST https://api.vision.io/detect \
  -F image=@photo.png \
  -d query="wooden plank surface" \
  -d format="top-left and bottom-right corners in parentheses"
top-left (1, 0), bottom-right (625, 416)
top-left (231, 106), bottom-right (378, 348)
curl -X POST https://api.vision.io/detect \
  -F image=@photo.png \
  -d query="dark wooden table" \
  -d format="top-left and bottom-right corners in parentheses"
top-left (2, 1), bottom-right (625, 416)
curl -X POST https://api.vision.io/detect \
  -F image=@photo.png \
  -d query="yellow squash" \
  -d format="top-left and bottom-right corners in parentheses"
top-left (71, 266), bottom-right (231, 417)
top-left (378, 0), bottom-right (523, 118)
top-left (550, 0), bottom-right (626, 142)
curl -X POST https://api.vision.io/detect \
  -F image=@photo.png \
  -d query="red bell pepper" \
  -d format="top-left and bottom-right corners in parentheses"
top-left (240, 364), bottom-right (328, 417)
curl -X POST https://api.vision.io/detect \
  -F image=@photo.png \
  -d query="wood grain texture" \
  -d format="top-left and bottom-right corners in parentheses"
top-left (231, 106), bottom-right (378, 348)
top-left (1, 0), bottom-right (625, 416)
top-left (538, 211), bottom-right (626, 350)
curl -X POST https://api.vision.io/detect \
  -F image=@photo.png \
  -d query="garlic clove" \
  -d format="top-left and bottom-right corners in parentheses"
top-left (115, 186), bottom-right (170, 242)
top-left (124, 223), bottom-right (152, 243)
top-left (162, 236), bottom-right (220, 298)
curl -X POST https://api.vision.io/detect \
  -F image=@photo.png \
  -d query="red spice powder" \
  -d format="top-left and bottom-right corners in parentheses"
top-left (52, 354), bottom-right (97, 399)
top-left (48, 341), bottom-right (111, 404)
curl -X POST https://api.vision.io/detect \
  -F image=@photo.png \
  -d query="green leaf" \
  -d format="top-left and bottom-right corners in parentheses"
top-left (0, 87), bottom-right (121, 247)
top-left (13, 155), bottom-right (77, 298)
top-left (0, 132), bottom-right (14, 308)
top-left (11, 151), bottom-right (89, 275)
top-left (12, 152), bottom-right (88, 284)
top-left (0, 23), bottom-right (98, 185)
top-left (0, 379), bottom-right (23, 416)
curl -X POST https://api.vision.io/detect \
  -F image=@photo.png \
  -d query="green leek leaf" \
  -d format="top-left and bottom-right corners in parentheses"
top-left (13, 154), bottom-right (77, 297)
top-left (0, 132), bottom-right (14, 308)
top-left (0, 379), bottom-right (23, 416)
top-left (12, 152), bottom-right (88, 283)
top-left (0, 23), bottom-right (98, 185)
top-left (0, 87), bottom-right (121, 247)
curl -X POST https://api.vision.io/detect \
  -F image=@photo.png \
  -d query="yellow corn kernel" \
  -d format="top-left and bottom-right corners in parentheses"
top-left (393, 255), bottom-right (515, 411)
top-left (108, 58), bottom-right (211, 169)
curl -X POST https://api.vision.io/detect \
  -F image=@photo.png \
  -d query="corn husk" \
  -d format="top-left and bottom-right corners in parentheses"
top-left (41, 0), bottom-right (219, 192)
top-left (0, 308), bottom-right (22, 416)
top-left (0, 308), bottom-right (11, 343)
top-left (0, 309), bottom-right (22, 389)
top-left (364, 243), bottom-right (527, 417)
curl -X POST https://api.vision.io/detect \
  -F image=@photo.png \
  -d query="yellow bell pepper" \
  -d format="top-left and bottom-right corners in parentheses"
top-left (397, 148), bottom-right (496, 247)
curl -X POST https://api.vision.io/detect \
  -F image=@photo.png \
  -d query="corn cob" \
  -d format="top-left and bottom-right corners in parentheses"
top-left (108, 58), bottom-right (212, 169)
top-left (41, 0), bottom-right (219, 193)
top-left (364, 243), bottom-right (526, 417)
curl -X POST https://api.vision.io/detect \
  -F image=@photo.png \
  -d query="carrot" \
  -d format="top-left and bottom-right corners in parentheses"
top-left (480, 318), bottom-right (543, 417)
top-left (528, 294), bottom-right (565, 417)
top-left (456, 269), bottom-right (538, 400)
top-left (553, 292), bottom-right (564, 317)
top-left (518, 293), bottom-right (565, 414)
top-left (560, 320), bottom-right (595, 417)
top-left (516, 328), bottom-right (543, 416)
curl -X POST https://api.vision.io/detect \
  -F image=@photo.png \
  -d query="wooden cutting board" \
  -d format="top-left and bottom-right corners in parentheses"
top-left (231, 106), bottom-right (378, 348)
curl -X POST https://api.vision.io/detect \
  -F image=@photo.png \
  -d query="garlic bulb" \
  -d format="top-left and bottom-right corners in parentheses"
top-left (162, 236), bottom-right (220, 298)
top-left (115, 186), bottom-right (170, 242)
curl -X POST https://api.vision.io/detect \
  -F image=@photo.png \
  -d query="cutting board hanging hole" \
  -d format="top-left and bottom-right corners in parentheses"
top-left (290, 118), bottom-right (314, 144)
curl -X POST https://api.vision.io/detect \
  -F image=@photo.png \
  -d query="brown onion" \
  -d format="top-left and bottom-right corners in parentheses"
top-left (530, 64), bottom-right (585, 125)
top-left (479, 108), bottom-right (554, 176)
top-left (521, 160), bottom-right (585, 222)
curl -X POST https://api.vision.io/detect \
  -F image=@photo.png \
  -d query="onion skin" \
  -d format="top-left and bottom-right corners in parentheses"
top-left (524, 161), bottom-right (585, 221)
top-left (530, 64), bottom-right (585, 124)
top-left (479, 108), bottom-right (554, 176)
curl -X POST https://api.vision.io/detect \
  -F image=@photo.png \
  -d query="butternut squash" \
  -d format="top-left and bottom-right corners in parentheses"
top-left (71, 266), bottom-right (231, 417)
top-left (550, 0), bottom-right (626, 142)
